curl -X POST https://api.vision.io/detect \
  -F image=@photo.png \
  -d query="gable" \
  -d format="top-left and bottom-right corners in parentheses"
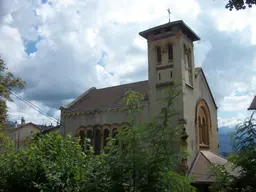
top-left (195, 68), bottom-right (218, 109)
top-left (14, 123), bottom-right (41, 140)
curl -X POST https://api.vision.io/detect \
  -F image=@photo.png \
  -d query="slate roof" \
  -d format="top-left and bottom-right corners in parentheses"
top-left (188, 151), bottom-right (239, 184)
top-left (248, 96), bottom-right (256, 110)
top-left (66, 80), bottom-right (149, 112)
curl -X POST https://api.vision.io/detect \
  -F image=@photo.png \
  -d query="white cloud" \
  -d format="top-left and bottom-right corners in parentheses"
top-left (218, 113), bottom-right (246, 127)
top-left (219, 95), bottom-right (253, 112)
top-left (0, 26), bottom-right (26, 70)
top-left (210, 7), bottom-right (256, 45)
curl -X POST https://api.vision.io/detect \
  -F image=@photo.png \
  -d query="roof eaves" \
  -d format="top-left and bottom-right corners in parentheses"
top-left (64, 101), bottom-right (149, 114)
top-left (139, 20), bottom-right (200, 41)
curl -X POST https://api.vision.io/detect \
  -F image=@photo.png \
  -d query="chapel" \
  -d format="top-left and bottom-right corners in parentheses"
top-left (60, 20), bottom-right (226, 191)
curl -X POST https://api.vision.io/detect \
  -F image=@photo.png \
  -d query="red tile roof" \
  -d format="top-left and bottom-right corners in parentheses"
top-left (248, 96), bottom-right (256, 110)
top-left (68, 80), bottom-right (149, 112)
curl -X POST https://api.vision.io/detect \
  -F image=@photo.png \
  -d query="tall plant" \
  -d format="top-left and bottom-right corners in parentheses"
top-left (90, 84), bottom-right (195, 191)
top-left (210, 113), bottom-right (256, 192)
top-left (0, 56), bottom-right (25, 150)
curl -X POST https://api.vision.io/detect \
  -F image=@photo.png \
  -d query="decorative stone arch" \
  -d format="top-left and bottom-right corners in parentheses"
top-left (76, 126), bottom-right (86, 151)
top-left (75, 126), bottom-right (86, 137)
top-left (195, 99), bottom-right (211, 151)
top-left (111, 123), bottom-right (120, 137)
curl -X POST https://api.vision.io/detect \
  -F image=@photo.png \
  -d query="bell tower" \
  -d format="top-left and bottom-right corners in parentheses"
top-left (139, 20), bottom-right (200, 117)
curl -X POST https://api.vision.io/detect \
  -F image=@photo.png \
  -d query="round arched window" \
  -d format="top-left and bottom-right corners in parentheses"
top-left (196, 100), bottom-right (211, 149)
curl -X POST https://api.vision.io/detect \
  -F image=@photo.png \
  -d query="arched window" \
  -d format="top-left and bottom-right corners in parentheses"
top-left (112, 128), bottom-right (118, 138)
top-left (103, 129), bottom-right (110, 149)
top-left (79, 130), bottom-right (85, 151)
top-left (86, 129), bottom-right (93, 151)
top-left (196, 100), bottom-right (211, 150)
top-left (94, 129), bottom-right (101, 154)
top-left (112, 128), bottom-right (118, 146)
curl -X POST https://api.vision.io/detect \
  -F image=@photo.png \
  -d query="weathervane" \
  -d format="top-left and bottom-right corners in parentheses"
top-left (167, 8), bottom-right (171, 22)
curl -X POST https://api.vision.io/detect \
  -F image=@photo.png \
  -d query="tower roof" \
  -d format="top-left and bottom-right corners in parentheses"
top-left (139, 20), bottom-right (200, 41)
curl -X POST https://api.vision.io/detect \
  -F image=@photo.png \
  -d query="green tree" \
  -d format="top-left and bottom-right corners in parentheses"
top-left (89, 84), bottom-right (195, 191)
top-left (0, 132), bottom-right (90, 192)
top-left (210, 113), bottom-right (256, 192)
top-left (0, 56), bottom-right (25, 150)
top-left (225, 0), bottom-right (256, 11)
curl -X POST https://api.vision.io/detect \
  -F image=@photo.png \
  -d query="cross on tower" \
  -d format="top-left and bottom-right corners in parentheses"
top-left (167, 8), bottom-right (171, 22)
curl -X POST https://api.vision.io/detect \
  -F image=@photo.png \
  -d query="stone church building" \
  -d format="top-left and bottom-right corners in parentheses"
top-left (60, 20), bottom-right (227, 190)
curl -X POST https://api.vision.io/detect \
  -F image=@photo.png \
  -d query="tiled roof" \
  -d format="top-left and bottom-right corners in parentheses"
top-left (67, 80), bottom-right (149, 112)
top-left (248, 96), bottom-right (256, 110)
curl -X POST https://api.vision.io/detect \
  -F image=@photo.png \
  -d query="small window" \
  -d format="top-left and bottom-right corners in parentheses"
top-left (158, 73), bottom-right (161, 80)
top-left (168, 44), bottom-right (173, 61)
top-left (30, 131), bottom-right (34, 134)
top-left (156, 47), bottom-right (161, 63)
top-left (170, 71), bottom-right (172, 78)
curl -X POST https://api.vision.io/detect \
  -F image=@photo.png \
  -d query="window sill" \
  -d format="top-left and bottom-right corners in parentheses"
top-left (199, 144), bottom-right (210, 149)
top-left (186, 83), bottom-right (193, 89)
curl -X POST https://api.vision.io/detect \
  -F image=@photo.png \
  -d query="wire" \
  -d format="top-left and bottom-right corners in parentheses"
top-left (10, 90), bottom-right (58, 124)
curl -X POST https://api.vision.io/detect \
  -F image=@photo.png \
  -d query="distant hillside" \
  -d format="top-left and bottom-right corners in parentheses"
top-left (218, 126), bottom-right (236, 157)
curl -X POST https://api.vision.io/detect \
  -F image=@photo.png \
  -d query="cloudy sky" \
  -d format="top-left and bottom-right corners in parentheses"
top-left (0, 0), bottom-right (255, 127)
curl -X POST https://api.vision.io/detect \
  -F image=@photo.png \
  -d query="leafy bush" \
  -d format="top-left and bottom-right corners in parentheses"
top-left (211, 113), bottom-right (256, 192)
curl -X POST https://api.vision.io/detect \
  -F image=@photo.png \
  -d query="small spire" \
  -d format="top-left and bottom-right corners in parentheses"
top-left (167, 8), bottom-right (171, 22)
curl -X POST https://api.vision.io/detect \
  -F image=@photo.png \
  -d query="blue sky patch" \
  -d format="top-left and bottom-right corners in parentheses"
top-left (97, 51), bottom-right (107, 67)
top-left (25, 40), bottom-right (37, 55)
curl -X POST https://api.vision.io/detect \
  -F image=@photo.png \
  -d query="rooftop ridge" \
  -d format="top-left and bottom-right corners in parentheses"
top-left (96, 80), bottom-right (148, 91)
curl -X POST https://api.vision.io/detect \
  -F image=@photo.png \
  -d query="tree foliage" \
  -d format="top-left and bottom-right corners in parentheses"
top-left (0, 56), bottom-right (25, 150)
top-left (225, 0), bottom-right (256, 11)
top-left (210, 113), bottom-right (256, 192)
top-left (0, 84), bottom-right (196, 191)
